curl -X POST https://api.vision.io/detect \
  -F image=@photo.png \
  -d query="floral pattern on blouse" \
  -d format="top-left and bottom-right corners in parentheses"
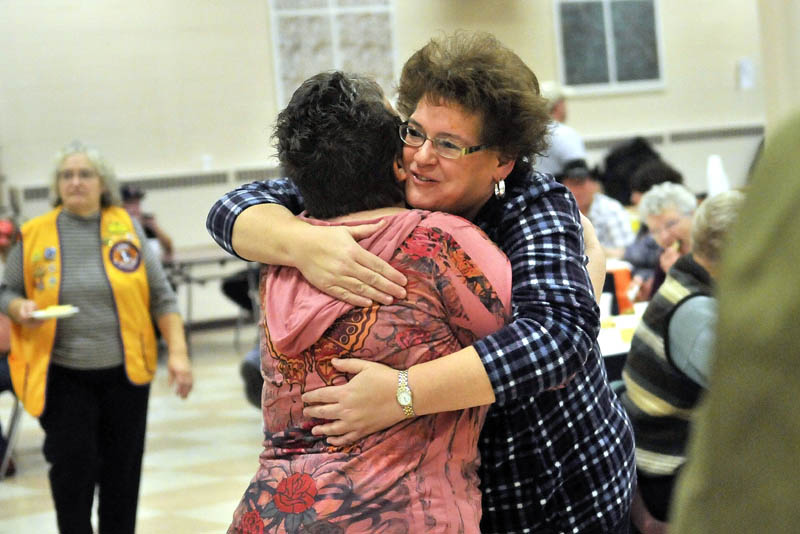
top-left (229, 221), bottom-right (510, 534)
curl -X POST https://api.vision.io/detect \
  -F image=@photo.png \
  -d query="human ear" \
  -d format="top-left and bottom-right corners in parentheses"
top-left (393, 158), bottom-right (408, 182)
top-left (495, 156), bottom-right (515, 181)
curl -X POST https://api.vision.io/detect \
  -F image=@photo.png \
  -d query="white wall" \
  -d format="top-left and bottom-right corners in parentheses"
top-left (0, 0), bottom-right (772, 322)
top-left (0, 0), bottom-right (276, 181)
top-left (758, 0), bottom-right (800, 135)
top-left (1, 0), bottom-right (768, 198)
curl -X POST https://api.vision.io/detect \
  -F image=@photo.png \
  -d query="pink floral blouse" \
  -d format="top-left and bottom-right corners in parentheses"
top-left (229, 210), bottom-right (511, 534)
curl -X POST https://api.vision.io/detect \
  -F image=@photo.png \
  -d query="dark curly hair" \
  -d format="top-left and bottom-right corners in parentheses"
top-left (397, 31), bottom-right (551, 175)
top-left (273, 71), bottom-right (404, 219)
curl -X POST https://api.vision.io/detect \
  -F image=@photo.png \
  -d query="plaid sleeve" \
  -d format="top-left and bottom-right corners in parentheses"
top-left (473, 177), bottom-right (601, 406)
top-left (205, 178), bottom-right (304, 259)
top-left (593, 195), bottom-right (635, 249)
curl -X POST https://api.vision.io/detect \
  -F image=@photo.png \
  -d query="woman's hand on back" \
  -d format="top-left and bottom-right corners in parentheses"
top-left (295, 221), bottom-right (407, 308)
top-left (301, 358), bottom-right (405, 446)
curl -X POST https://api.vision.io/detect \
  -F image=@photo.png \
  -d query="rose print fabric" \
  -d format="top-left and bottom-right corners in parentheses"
top-left (229, 210), bottom-right (511, 534)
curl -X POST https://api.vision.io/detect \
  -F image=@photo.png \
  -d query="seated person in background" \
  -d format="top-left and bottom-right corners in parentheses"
top-left (219, 264), bottom-right (263, 408)
top-left (0, 218), bottom-right (20, 260)
top-left (558, 159), bottom-right (635, 253)
top-left (238, 342), bottom-right (261, 409)
top-left (637, 182), bottom-right (697, 296)
top-left (620, 190), bottom-right (745, 533)
top-left (0, 313), bottom-right (11, 477)
top-left (620, 159), bottom-right (685, 301)
top-left (534, 80), bottom-right (586, 177)
top-left (0, 217), bottom-right (20, 476)
top-left (227, 71), bottom-right (512, 533)
top-left (220, 265), bottom-right (259, 317)
top-left (122, 184), bottom-right (176, 354)
top-left (121, 184), bottom-right (174, 262)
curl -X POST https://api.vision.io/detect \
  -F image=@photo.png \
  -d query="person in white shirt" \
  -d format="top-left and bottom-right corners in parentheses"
top-left (535, 81), bottom-right (587, 177)
top-left (557, 160), bottom-right (635, 252)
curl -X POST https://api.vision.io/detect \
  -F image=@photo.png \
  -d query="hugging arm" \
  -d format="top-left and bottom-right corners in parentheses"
top-left (208, 180), bottom-right (601, 442)
top-left (206, 179), bottom-right (407, 307)
top-left (305, 188), bottom-right (599, 442)
top-left (305, 190), bottom-right (602, 443)
top-left (303, 219), bottom-right (511, 445)
top-left (207, 179), bottom-right (604, 307)
top-left (302, 348), bottom-right (493, 445)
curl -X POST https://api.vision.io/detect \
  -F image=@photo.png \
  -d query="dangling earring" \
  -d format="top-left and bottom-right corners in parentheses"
top-left (494, 179), bottom-right (506, 199)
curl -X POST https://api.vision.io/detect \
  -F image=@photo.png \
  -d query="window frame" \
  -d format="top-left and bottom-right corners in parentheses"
top-left (268, 0), bottom-right (397, 108)
top-left (553, 0), bottom-right (666, 95)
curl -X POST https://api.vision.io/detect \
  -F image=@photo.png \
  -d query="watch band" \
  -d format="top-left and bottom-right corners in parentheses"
top-left (397, 369), bottom-right (415, 418)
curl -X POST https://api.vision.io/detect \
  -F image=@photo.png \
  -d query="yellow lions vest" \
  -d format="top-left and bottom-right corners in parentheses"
top-left (9, 206), bottom-right (157, 417)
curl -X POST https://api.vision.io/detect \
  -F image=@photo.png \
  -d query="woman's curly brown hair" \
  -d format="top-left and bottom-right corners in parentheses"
top-left (397, 31), bottom-right (551, 174)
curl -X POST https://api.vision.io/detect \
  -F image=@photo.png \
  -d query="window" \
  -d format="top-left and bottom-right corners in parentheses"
top-left (555, 0), bottom-right (663, 93)
top-left (269, 0), bottom-right (396, 107)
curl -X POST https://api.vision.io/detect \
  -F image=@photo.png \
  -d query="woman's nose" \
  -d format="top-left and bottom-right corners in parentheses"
top-left (413, 138), bottom-right (438, 165)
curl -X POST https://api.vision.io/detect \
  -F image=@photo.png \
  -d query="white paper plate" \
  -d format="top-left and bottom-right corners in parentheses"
top-left (32, 305), bottom-right (80, 319)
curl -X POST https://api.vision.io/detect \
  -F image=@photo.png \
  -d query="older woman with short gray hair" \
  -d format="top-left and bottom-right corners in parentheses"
top-left (638, 181), bottom-right (697, 221)
top-left (51, 140), bottom-right (122, 208)
top-left (637, 182), bottom-right (699, 293)
top-left (3, 141), bottom-right (192, 533)
top-left (623, 189), bottom-right (745, 532)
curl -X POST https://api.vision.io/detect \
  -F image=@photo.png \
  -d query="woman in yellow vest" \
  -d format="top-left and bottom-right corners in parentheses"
top-left (0, 141), bottom-right (193, 534)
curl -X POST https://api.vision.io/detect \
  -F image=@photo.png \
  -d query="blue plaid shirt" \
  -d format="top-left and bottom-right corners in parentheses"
top-left (206, 171), bottom-right (635, 533)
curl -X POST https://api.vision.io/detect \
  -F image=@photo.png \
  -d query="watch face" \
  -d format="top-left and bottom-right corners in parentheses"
top-left (397, 390), bottom-right (412, 406)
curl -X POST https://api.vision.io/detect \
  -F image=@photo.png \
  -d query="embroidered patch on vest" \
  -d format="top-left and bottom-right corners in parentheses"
top-left (109, 241), bottom-right (141, 272)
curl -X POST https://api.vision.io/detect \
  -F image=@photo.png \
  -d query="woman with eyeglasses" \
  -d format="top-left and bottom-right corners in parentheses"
top-left (638, 182), bottom-right (699, 296)
top-left (207, 31), bottom-right (634, 533)
top-left (1, 142), bottom-right (193, 534)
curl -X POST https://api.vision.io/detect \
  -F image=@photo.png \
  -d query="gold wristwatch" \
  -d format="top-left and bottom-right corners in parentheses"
top-left (396, 370), bottom-right (415, 418)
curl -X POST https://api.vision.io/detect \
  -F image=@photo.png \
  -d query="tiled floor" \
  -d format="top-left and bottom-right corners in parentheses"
top-left (0, 326), bottom-right (264, 533)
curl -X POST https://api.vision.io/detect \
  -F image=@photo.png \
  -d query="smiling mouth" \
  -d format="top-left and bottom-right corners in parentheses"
top-left (410, 171), bottom-right (437, 183)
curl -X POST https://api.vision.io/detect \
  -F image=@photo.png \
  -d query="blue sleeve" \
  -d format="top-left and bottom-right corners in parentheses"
top-left (205, 178), bottom-right (304, 259)
top-left (668, 295), bottom-right (716, 388)
top-left (472, 178), bottom-right (601, 405)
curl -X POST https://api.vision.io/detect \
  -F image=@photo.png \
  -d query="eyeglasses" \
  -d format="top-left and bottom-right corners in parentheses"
top-left (399, 122), bottom-right (488, 159)
top-left (649, 217), bottom-right (683, 238)
top-left (58, 169), bottom-right (98, 181)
